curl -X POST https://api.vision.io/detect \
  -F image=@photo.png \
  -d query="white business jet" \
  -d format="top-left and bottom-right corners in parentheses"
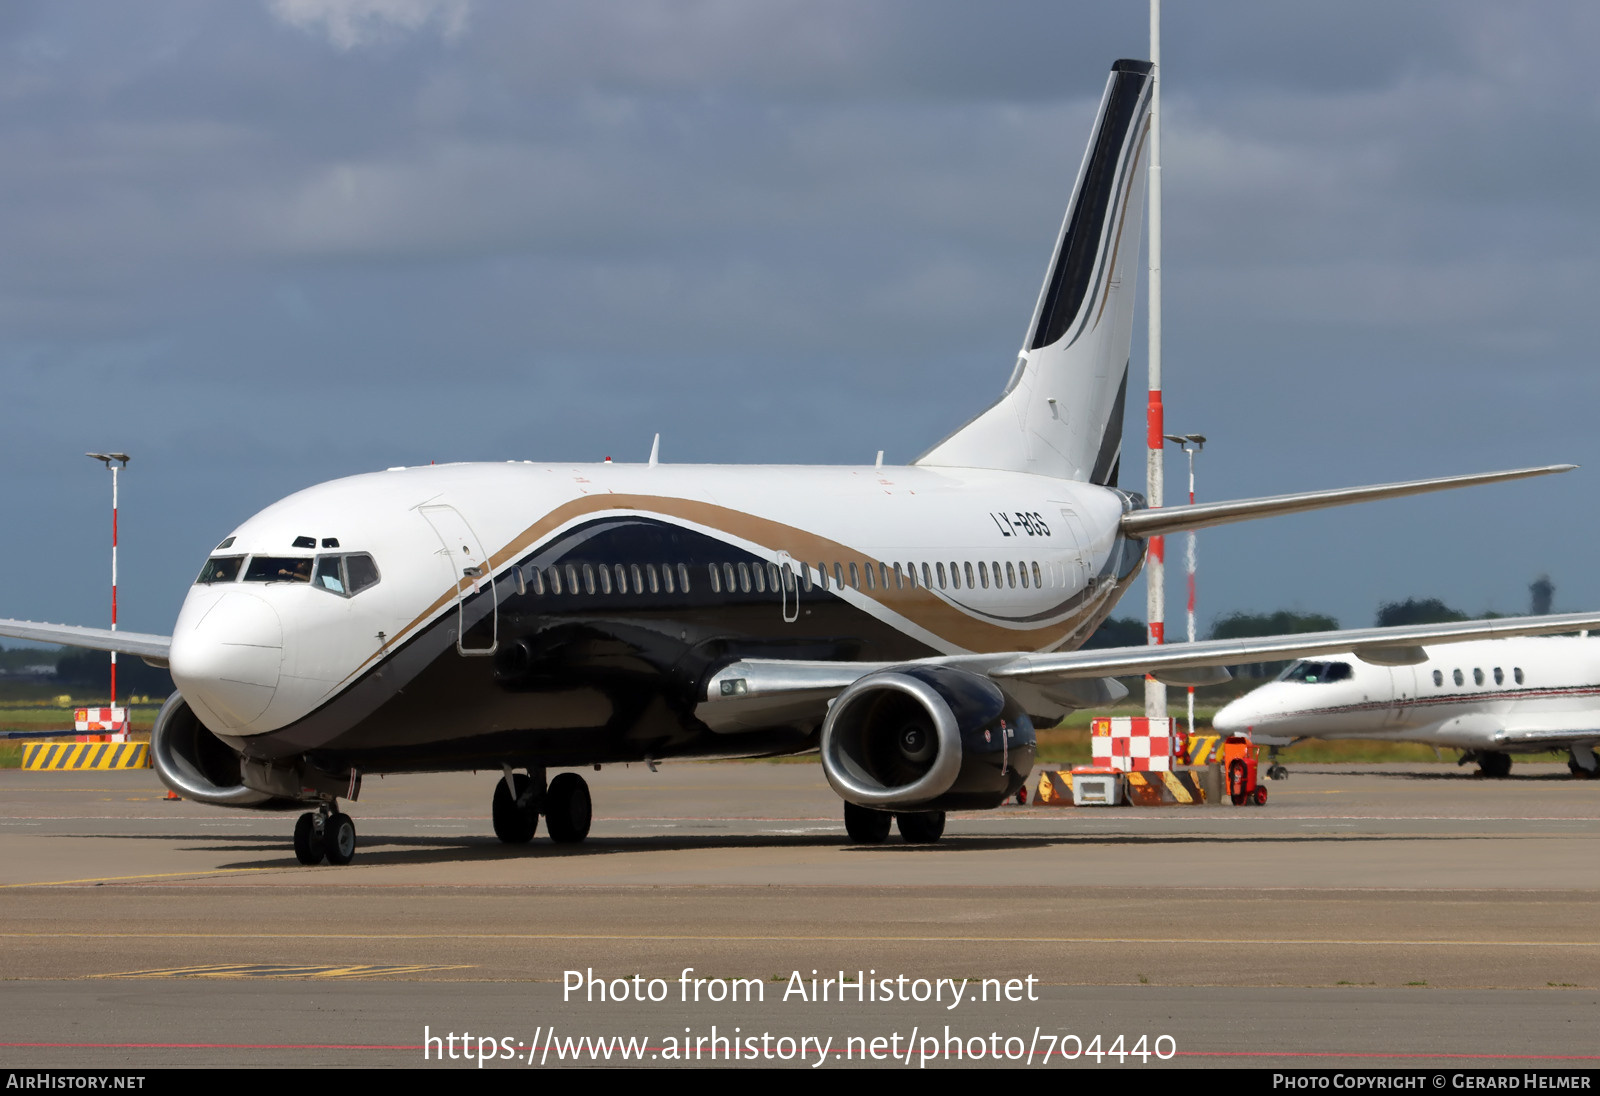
top-left (5, 60), bottom-right (1598, 865)
top-left (1213, 637), bottom-right (1600, 779)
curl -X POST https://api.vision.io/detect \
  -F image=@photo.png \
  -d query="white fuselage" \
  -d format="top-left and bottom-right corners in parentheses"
top-left (1212, 637), bottom-right (1600, 755)
top-left (170, 460), bottom-right (1139, 748)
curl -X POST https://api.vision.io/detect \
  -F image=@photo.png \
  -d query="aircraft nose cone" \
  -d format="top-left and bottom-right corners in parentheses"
top-left (170, 592), bottom-right (283, 730)
top-left (1211, 698), bottom-right (1249, 735)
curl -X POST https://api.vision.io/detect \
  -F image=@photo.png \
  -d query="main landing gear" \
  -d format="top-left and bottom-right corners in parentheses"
top-left (843, 802), bottom-right (945, 844)
top-left (293, 804), bottom-right (357, 866)
top-left (1475, 751), bottom-right (1513, 779)
top-left (492, 767), bottom-right (592, 846)
top-left (1567, 747), bottom-right (1599, 780)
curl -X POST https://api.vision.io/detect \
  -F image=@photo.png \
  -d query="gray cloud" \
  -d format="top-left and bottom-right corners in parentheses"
top-left (0, 1), bottom-right (1595, 638)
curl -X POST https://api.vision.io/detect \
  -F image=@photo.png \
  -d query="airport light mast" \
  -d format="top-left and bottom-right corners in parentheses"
top-left (1164, 434), bottom-right (1206, 739)
top-left (86, 452), bottom-right (129, 707)
top-left (1146, 0), bottom-right (1167, 720)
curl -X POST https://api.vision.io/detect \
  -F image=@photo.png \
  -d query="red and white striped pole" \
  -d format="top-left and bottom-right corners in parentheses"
top-left (87, 452), bottom-right (130, 710)
top-left (1145, 0), bottom-right (1166, 721)
top-left (1164, 435), bottom-right (1205, 738)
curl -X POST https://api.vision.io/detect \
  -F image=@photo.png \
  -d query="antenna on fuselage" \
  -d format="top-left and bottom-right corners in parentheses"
top-left (648, 433), bottom-right (660, 467)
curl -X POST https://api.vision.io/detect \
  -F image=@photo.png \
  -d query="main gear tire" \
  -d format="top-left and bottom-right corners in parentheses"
top-left (492, 774), bottom-right (539, 844)
top-left (895, 810), bottom-right (945, 844)
top-left (844, 802), bottom-right (892, 844)
top-left (545, 772), bottom-right (592, 844)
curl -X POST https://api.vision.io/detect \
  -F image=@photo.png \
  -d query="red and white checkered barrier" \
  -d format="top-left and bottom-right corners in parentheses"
top-left (1090, 716), bottom-right (1177, 772)
top-left (75, 707), bottom-right (128, 733)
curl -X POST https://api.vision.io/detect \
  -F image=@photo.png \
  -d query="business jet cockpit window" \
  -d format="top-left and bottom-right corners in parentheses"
top-left (310, 553), bottom-right (381, 597)
top-left (195, 556), bottom-right (244, 584)
top-left (1279, 660), bottom-right (1354, 684)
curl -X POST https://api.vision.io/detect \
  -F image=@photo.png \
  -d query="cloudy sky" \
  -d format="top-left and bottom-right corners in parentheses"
top-left (2, 1), bottom-right (1597, 643)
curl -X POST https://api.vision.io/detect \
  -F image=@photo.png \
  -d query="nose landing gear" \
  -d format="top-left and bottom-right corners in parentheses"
top-left (292, 804), bottom-right (357, 866)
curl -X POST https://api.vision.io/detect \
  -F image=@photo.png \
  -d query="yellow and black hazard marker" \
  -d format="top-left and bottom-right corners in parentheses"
top-left (1185, 734), bottom-right (1225, 764)
top-left (23, 742), bottom-right (149, 771)
top-left (1123, 770), bottom-right (1206, 806)
top-left (1034, 770), bottom-right (1076, 805)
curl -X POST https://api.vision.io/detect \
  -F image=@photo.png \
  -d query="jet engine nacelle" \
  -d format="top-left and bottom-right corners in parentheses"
top-left (820, 666), bottom-right (1035, 811)
top-left (151, 693), bottom-right (300, 810)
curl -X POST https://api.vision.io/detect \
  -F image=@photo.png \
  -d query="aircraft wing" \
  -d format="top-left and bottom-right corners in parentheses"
top-left (0, 618), bottom-right (172, 664)
top-left (697, 610), bottom-right (1600, 729)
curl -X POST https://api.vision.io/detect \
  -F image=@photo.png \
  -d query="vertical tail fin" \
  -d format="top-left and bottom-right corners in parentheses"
top-left (916, 60), bottom-right (1153, 484)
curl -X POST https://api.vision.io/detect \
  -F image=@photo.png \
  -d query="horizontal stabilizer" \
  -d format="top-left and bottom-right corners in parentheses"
top-left (1120, 465), bottom-right (1575, 540)
top-left (0, 618), bottom-right (172, 663)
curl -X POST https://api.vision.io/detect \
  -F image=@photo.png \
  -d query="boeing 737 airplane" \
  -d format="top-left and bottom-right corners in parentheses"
top-left (4, 60), bottom-right (1598, 865)
top-left (1213, 637), bottom-right (1600, 779)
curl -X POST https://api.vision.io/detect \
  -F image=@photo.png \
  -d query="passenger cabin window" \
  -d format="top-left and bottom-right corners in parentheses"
top-left (708, 564), bottom-right (722, 593)
top-left (1453, 669), bottom-right (1464, 686)
top-left (1493, 667), bottom-right (1504, 686)
top-left (1031, 562), bottom-right (1042, 587)
top-left (244, 556), bottom-right (312, 584)
top-left (1473, 668), bottom-right (1484, 686)
top-left (1514, 668), bottom-right (1524, 685)
top-left (1432, 670), bottom-right (1444, 687)
top-left (195, 556), bottom-right (244, 584)
top-left (964, 562), bottom-right (976, 589)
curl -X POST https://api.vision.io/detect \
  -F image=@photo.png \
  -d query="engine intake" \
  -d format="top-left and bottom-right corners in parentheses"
top-left (820, 666), bottom-right (1035, 811)
top-left (151, 693), bottom-right (300, 810)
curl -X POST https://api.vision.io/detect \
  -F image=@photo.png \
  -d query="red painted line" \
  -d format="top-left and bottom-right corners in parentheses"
top-left (0, 1041), bottom-right (419, 1050)
top-left (1177, 1050), bottom-right (1600, 1061)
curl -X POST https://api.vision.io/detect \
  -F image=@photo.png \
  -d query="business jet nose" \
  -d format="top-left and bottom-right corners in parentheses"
top-left (169, 591), bottom-right (283, 731)
top-left (1211, 695), bottom-right (1254, 735)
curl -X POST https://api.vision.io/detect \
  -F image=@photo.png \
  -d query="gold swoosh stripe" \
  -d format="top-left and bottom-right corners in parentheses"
top-left (356, 494), bottom-right (1085, 686)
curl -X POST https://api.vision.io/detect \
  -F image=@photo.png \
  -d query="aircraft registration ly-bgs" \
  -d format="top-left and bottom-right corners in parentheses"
top-left (1214, 636), bottom-right (1600, 779)
top-left (5, 60), bottom-right (1599, 865)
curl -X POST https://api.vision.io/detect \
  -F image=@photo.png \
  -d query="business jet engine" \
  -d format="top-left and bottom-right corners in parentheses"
top-left (151, 693), bottom-right (301, 809)
top-left (819, 666), bottom-right (1035, 812)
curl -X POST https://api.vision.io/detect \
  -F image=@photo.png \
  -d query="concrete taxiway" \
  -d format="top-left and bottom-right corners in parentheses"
top-left (0, 761), bottom-right (1595, 1069)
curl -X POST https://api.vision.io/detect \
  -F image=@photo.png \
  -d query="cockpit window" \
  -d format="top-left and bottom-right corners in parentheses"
top-left (1278, 660), bottom-right (1353, 684)
top-left (245, 556), bottom-right (313, 583)
top-left (314, 556), bottom-right (345, 594)
top-left (310, 553), bottom-right (381, 597)
top-left (195, 556), bottom-right (244, 584)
